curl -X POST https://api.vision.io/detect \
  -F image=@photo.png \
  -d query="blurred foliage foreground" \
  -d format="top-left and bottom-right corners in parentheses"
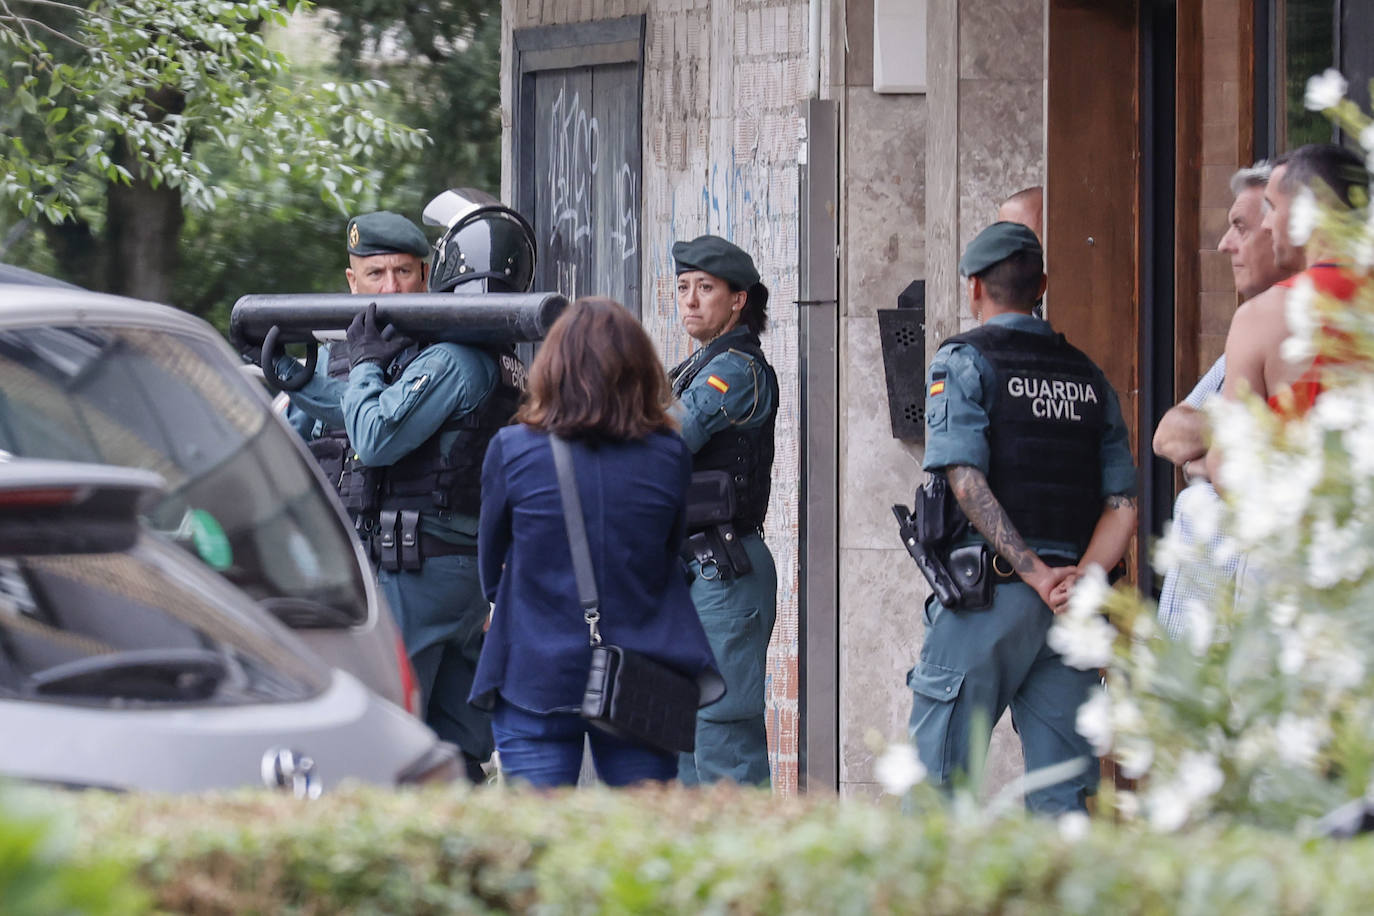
top-left (5, 781), bottom-right (1374, 915)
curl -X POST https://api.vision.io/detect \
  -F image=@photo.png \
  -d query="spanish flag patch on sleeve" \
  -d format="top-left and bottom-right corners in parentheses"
top-left (707, 375), bottom-right (730, 393)
top-left (929, 380), bottom-right (946, 396)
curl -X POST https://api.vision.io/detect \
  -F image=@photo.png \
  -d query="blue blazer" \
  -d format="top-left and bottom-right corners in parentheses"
top-left (471, 424), bottom-right (725, 714)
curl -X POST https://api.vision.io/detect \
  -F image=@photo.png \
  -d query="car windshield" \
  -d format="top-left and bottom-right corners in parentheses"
top-left (0, 541), bottom-right (326, 705)
top-left (0, 324), bottom-right (369, 626)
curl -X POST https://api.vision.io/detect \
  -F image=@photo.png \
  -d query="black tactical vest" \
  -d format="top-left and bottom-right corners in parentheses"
top-left (309, 341), bottom-right (524, 518)
top-left (307, 342), bottom-right (380, 515)
top-left (670, 328), bottom-right (778, 533)
top-left (944, 323), bottom-right (1107, 553)
top-left (379, 344), bottom-right (525, 517)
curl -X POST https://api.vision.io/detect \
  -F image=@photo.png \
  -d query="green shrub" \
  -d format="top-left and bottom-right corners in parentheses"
top-left (0, 786), bottom-right (144, 915)
top-left (48, 783), bottom-right (1374, 914)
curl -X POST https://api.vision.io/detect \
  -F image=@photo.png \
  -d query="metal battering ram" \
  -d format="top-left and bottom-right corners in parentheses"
top-left (229, 292), bottom-right (568, 391)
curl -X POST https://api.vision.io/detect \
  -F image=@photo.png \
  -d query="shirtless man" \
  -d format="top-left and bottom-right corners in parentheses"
top-left (1204, 143), bottom-right (1369, 484)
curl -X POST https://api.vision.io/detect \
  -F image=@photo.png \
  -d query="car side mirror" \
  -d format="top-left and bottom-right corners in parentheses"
top-left (0, 460), bottom-right (164, 556)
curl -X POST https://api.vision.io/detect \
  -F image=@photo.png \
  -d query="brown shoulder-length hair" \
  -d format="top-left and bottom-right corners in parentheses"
top-left (515, 296), bottom-right (678, 441)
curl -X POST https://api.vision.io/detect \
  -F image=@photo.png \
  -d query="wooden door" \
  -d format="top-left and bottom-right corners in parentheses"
top-left (1047, 0), bottom-right (1142, 576)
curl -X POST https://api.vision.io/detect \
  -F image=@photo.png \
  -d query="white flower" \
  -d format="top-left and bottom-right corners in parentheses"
top-left (1058, 810), bottom-right (1091, 842)
top-left (1274, 715), bottom-right (1326, 770)
top-left (1177, 750), bottom-right (1225, 799)
top-left (1076, 688), bottom-right (1113, 756)
top-left (1313, 388), bottom-right (1360, 430)
top-left (1287, 188), bottom-right (1318, 246)
top-left (1283, 272), bottom-right (1315, 345)
top-left (1281, 334), bottom-right (1316, 364)
top-left (874, 741), bottom-right (926, 795)
top-left (1148, 787), bottom-right (1192, 833)
top-left (1114, 790), bottom-right (1141, 820)
top-left (1235, 727), bottom-right (1272, 766)
top-left (1152, 519), bottom-right (1184, 575)
top-left (1304, 68), bottom-right (1347, 111)
top-left (1148, 750), bottom-right (1226, 831)
top-left (1047, 611), bottom-right (1116, 670)
top-left (1279, 629), bottom-right (1307, 675)
top-left (1362, 122), bottom-right (1374, 153)
top-left (1355, 229), bottom-right (1374, 270)
top-left (1068, 563), bottom-right (1110, 618)
top-left (1184, 599), bottom-right (1215, 656)
top-left (1268, 599), bottom-right (1299, 628)
top-left (1116, 737), bottom-right (1155, 780)
top-left (1277, 272), bottom-right (1321, 393)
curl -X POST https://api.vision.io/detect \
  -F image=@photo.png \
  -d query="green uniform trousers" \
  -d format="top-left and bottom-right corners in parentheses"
top-left (380, 553), bottom-right (493, 768)
top-left (679, 532), bottom-right (776, 787)
top-left (907, 579), bottom-right (1099, 814)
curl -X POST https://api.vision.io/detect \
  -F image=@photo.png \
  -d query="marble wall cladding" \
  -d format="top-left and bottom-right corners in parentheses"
top-left (845, 0), bottom-right (874, 86)
top-left (956, 78), bottom-right (1045, 253)
top-left (842, 316), bottom-right (925, 550)
top-left (959, 0), bottom-right (1045, 81)
top-left (838, 547), bottom-right (928, 790)
top-left (843, 88), bottom-right (927, 318)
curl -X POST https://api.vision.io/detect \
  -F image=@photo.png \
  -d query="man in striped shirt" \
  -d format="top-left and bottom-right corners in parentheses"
top-left (1153, 162), bottom-right (1295, 636)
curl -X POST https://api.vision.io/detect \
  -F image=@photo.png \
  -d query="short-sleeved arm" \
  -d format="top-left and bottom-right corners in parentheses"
top-left (477, 431), bottom-right (512, 603)
top-left (670, 349), bottom-right (776, 453)
top-left (1097, 372), bottom-right (1138, 498)
top-left (278, 344), bottom-right (347, 431)
top-left (921, 343), bottom-right (992, 473)
top-left (342, 343), bottom-right (498, 467)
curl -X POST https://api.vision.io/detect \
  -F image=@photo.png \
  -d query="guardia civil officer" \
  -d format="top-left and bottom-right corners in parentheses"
top-left (668, 235), bottom-right (779, 787)
top-left (908, 221), bottom-right (1137, 814)
top-left (267, 198), bottom-right (537, 784)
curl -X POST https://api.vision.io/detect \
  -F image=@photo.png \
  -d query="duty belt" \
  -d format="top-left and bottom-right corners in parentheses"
top-left (683, 521), bottom-right (756, 581)
top-left (371, 509), bottom-right (476, 572)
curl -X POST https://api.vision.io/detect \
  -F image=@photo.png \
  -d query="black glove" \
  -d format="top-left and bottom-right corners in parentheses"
top-left (347, 302), bottom-right (414, 369)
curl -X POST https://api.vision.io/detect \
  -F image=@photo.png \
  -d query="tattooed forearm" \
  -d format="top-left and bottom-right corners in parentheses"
top-left (945, 465), bottom-right (1039, 576)
top-left (1105, 494), bottom-right (1136, 511)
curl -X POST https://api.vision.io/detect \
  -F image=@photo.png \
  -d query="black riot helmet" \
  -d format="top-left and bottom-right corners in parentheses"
top-left (423, 188), bottom-right (537, 293)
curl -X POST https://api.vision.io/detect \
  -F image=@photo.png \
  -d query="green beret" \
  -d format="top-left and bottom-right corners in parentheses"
top-left (958, 221), bottom-right (1043, 278)
top-left (672, 235), bottom-right (762, 290)
top-left (347, 211), bottom-right (430, 258)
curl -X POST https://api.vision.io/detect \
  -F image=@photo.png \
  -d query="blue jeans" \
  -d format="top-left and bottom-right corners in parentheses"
top-left (491, 698), bottom-right (677, 788)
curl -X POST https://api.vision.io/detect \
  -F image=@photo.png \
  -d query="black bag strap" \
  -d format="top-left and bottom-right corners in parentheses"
top-left (550, 434), bottom-right (603, 646)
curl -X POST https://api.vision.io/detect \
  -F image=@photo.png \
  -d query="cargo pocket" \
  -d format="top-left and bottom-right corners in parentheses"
top-left (697, 604), bottom-right (766, 722)
top-left (925, 394), bottom-right (948, 432)
top-left (906, 661), bottom-right (965, 783)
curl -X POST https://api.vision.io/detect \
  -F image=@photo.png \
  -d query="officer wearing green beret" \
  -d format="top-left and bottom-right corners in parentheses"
top-left (264, 205), bottom-right (536, 785)
top-left (668, 234), bottom-right (779, 788)
top-left (343, 210), bottom-right (432, 293)
top-left (907, 221), bottom-right (1137, 813)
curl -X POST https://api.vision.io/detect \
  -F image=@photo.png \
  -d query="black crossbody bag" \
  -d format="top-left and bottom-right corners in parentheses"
top-left (550, 435), bottom-right (701, 755)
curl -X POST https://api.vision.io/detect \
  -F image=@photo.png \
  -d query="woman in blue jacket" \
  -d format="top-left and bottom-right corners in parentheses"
top-left (471, 297), bottom-right (725, 787)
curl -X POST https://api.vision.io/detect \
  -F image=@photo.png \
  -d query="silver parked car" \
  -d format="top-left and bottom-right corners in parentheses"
top-left (0, 281), bottom-right (417, 713)
top-left (0, 458), bottom-right (457, 792)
